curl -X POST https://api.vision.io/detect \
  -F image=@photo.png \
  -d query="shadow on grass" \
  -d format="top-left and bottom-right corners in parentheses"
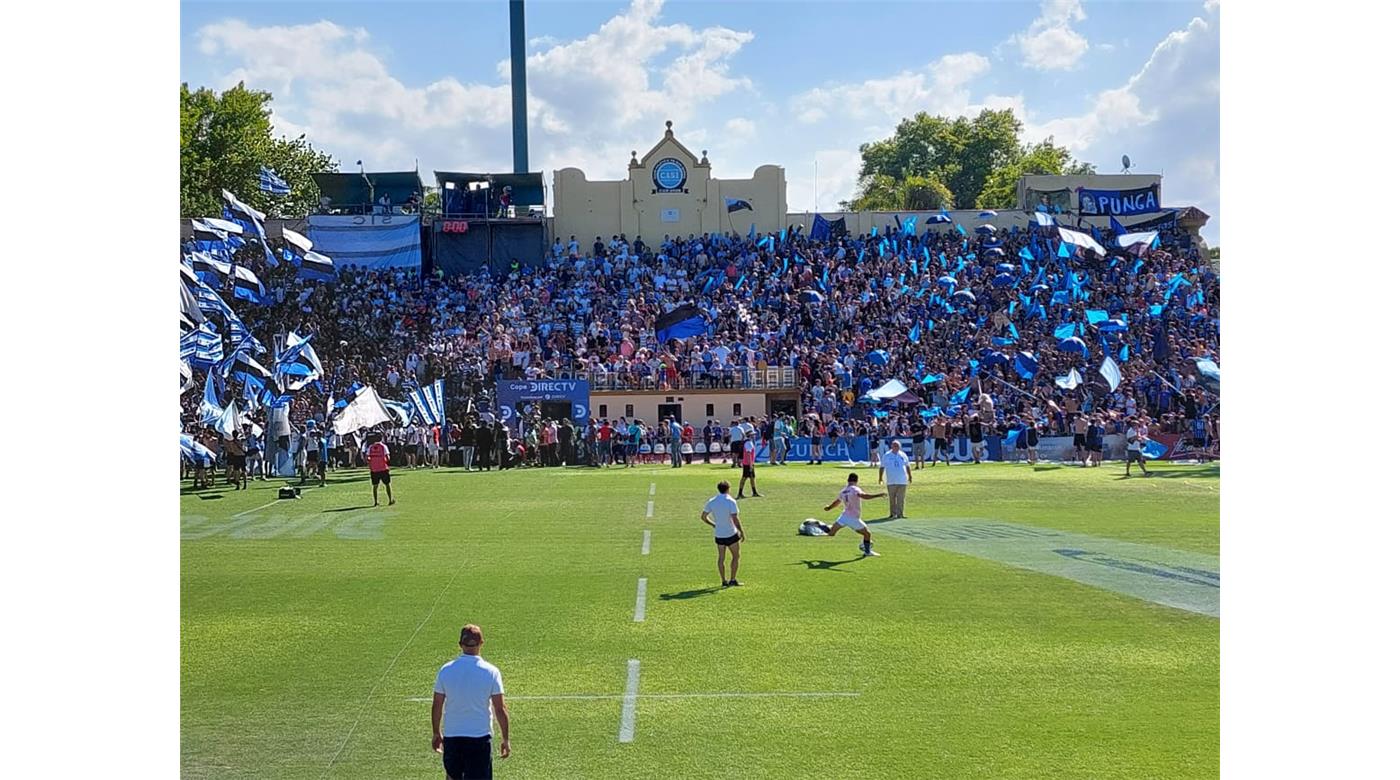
top-left (1033, 464), bottom-right (1063, 472)
top-left (186, 492), bottom-right (224, 500)
top-left (1147, 463), bottom-right (1219, 479)
top-left (659, 587), bottom-right (722, 600)
top-left (791, 557), bottom-right (862, 572)
top-left (323, 505), bottom-right (376, 513)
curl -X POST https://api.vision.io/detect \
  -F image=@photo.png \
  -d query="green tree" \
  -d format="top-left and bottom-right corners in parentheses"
top-left (849, 109), bottom-right (1090, 211)
top-left (976, 138), bottom-right (1096, 209)
top-left (181, 82), bottom-right (337, 218)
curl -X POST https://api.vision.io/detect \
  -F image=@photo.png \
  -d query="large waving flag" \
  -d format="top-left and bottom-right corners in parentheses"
top-left (1099, 356), bottom-right (1123, 391)
top-left (331, 385), bottom-right (395, 435)
top-left (276, 332), bottom-right (323, 391)
top-left (231, 265), bottom-right (267, 304)
top-left (191, 321), bottom-right (224, 367)
top-left (222, 189), bottom-right (278, 266)
top-left (655, 304), bottom-right (707, 344)
top-left (188, 250), bottom-right (232, 286)
top-left (197, 371), bottom-right (223, 426)
top-left (1055, 368), bottom-right (1083, 390)
top-left (1142, 439), bottom-right (1169, 460)
top-left (409, 379), bottom-right (445, 425)
top-left (180, 359), bottom-right (195, 394)
top-left (1058, 226), bottom-right (1107, 256)
top-left (724, 197), bottom-right (753, 213)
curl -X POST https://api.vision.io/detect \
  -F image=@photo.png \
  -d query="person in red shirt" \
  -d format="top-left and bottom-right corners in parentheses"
top-left (366, 432), bottom-right (396, 507)
top-left (598, 419), bottom-right (613, 467)
top-left (737, 431), bottom-right (762, 499)
top-left (681, 421), bottom-right (695, 465)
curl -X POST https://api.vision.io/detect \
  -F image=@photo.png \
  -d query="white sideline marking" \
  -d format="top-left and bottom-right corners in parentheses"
top-left (229, 485), bottom-right (323, 519)
top-left (641, 530), bottom-right (651, 555)
top-left (405, 691), bottom-right (859, 703)
top-left (648, 482), bottom-right (656, 496)
top-left (633, 578), bottom-right (648, 622)
top-left (231, 498), bottom-right (283, 519)
top-left (321, 553), bottom-right (474, 777)
top-left (645, 500), bottom-right (654, 518)
top-left (618, 659), bottom-right (641, 743)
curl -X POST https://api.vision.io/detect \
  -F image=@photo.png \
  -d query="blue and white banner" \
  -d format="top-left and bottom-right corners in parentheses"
top-left (1076, 185), bottom-right (1161, 216)
top-left (409, 379), bottom-right (445, 425)
top-left (307, 215), bottom-right (422, 270)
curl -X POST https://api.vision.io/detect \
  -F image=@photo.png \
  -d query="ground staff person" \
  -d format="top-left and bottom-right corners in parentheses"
top-left (432, 624), bottom-right (510, 779)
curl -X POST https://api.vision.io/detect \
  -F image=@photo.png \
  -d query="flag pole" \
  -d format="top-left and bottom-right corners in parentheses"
top-left (983, 372), bottom-right (1039, 401)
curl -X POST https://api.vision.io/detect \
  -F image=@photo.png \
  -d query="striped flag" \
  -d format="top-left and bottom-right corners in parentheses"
top-left (276, 332), bottom-right (323, 391)
top-left (409, 379), bottom-right (445, 425)
top-left (190, 217), bottom-right (244, 244)
top-left (259, 166), bottom-right (291, 196)
top-left (231, 265), bottom-right (267, 304)
top-left (222, 189), bottom-right (278, 267)
top-left (188, 250), bottom-right (231, 286)
top-left (192, 321), bottom-right (224, 367)
top-left (223, 350), bottom-right (273, 387)
top-left (299, 250), bottom-right (336, 282)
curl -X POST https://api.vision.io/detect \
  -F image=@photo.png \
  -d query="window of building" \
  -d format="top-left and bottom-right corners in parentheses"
top-left (625, 403), bottom-right (634, 418)
top-left (733, 403), bottom-right (742, 416)
top-left (705, 403), bottom-right (715, 417)
top-left (598, 404), bottom-right (608, 418)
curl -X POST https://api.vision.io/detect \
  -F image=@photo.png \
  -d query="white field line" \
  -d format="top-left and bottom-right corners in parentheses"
top-left (633, 578), bottom-right (648, 622)
top-left (649, 482), bottom-right (656, 496)
top-left (645, 500), bottom-right (654, 518)
top-left (321, 550), bottom-right (474, 777)
top-left (229, 484), bottom-right (323, 519)
top-left (618, 659), bottom-right (641, 743)
top-left (641, 530), bottom-right (651, 555)
top-left (405, 691), bottom-right (859, 703)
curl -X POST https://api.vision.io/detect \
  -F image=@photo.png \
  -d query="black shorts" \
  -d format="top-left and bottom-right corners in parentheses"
top-left (1126, 450), bottom-right (1146, 463)
top-left (1073, 433), bottom-right (1086, 447)
top-left (715, 533), bottom-right (741, 546)
top-left (741, 464), bottom-right (755, 478)
top-left (730, 442), bottom-right (743, 456)
top-left (934, 438), bottom-right (948, 449)
top-left (442, 735), bottom-right (492, 780)
top-left (228, 454), bottom-right (246, 469)
top-left (307, 450), bottom-right (320, 464)
top-left (370, 470), bottom-right (391, 486)
top-left (1088, 440), bottom-right (1103, 453)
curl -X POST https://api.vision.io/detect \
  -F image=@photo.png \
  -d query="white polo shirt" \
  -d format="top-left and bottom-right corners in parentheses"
top-left (704, 493), bottom-right (741, 538)
top-left (433, 654), bottom-right (505, 738)
top-left (880, 449), bottom-right (911, 485)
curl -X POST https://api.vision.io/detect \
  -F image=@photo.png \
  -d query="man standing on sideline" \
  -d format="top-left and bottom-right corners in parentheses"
top-left (669, 417), bottom-right (683, 468)
top-left (822, 472), bottom-right (885, 557)
top-left (367, 433), bottom-right (396, 507)
top-left (737, 431), bottom-right (762, 498)
top-left (431, 624), bottom-right (510, 779)
top-left (701, 480), bottom-right (745, 587)
top-left (1124, 416), bottom-right (1150, 477)
top-left (878, 439), bottom-right (913, 519)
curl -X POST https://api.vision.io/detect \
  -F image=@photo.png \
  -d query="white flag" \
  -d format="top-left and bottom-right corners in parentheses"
top-left (1099, 356), bottom-right (1122, 391)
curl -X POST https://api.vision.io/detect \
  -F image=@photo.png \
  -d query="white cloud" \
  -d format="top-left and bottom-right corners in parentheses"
top-left (723, 117), bottom-right (756, 141)
top-left (1016, 0), bottom-right (1090, 70)
top-left (192, 0), bottom-right (753, 177)
top-left (791, 52), bottom-right (991, 125)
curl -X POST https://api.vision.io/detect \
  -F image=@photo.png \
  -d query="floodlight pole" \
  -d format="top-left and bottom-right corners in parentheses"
top-left (509, 0), bottom-right (529, 174)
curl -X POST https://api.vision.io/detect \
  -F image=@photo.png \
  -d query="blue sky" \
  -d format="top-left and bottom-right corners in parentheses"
top-left (181, 0), bottom-right (1220, 240)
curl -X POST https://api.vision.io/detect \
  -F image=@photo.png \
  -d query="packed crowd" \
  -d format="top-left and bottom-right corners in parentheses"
top-left (183, 213), bottom-right (1220, 471)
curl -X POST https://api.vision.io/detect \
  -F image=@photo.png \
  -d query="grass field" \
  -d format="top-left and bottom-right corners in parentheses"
top-left (181, 458), bottom-right (1219, 779)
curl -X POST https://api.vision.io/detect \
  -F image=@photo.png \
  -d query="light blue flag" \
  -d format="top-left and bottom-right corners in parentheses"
top-left (1019, 246), bottom-right (1034, 261)
top-left (1099, 356), bottom-right (1122, 391)
top-left (1143, 440), bottom-right (1169, 460)
top-left (1007, 322), bottom-right (1019, 340)
top-left (1057, 241), bottom-right (1071, 258)
top-left (871, 226), bottom-right (878, 237)
top-left (920, 373), bottom-right (944, 385)
top-left (1054, 323), bottom-right (1076, 340)
top-left (950, 385), bottom-right (970, 405)
top-left (1086, 309), bottom-right (1109, 325)
top-left (909, 325), bottom-right (920, 343)
top-left (1119, 344), bottom-right (1129, 361)
top-left (955, 223), bottom-right (967, 236)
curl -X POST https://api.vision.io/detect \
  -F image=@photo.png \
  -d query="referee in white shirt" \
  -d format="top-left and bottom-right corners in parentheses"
top-left (878, 439), bottom-right (913, 519)
top-left (431, 624), bottom-right (510, 779)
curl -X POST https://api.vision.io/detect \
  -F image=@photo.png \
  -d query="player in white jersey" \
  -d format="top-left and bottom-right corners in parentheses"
top-left (822, 472), bottom-right (885, 557)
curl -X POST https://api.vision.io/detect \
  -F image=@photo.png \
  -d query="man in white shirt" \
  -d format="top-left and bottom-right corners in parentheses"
top-left (822, 472), bottom-right (885, 557)
top-left (701, 480), bottom-right (746, 587)
top-left (432, 624), bottom-right (510, 779)
top-left (1124, 416), bottom-right (1150, 477)
top-left (877, 439), bottom-right (913, 519)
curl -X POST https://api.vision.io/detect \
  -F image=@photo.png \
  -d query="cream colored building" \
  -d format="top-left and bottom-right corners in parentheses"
top-left (552, 121), bottom-right (786, 246)
top-left (591, 389), bottom-right (799, 428)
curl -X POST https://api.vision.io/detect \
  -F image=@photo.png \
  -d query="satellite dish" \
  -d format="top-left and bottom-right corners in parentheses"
top-left (1121, 154), bottom-right (1132, 173)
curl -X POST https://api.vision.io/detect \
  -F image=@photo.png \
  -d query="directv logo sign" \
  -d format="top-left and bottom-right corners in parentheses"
top-left (652, 158), bottom-right (687, 193)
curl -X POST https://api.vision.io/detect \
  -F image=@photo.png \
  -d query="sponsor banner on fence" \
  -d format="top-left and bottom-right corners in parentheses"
top-left (752, 434), bottom-right (1125, 463)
